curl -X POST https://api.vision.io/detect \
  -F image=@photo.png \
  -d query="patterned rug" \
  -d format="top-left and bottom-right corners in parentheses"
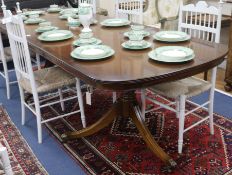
top-left (40, 90), bottom-right (232, 175)
top-left (0, 106), bottom-right (48, 175)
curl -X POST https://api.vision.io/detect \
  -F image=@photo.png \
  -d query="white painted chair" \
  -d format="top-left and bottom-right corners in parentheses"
top-left (78, 0), bottom-right (96, 14)
top-left (0, 145), bottom-right (13, 175)
top-left (2, 10), bottom-right (86, 143)
top-left (115, 0), bottom-right (144, 24)
top-left (141, 1), bottom-right (223, 154)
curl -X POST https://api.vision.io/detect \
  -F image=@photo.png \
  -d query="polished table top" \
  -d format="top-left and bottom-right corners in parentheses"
top-left (1, 13), bottom-right (228, 90)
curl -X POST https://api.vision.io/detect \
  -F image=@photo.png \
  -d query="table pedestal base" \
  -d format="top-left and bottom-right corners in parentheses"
top-left (61, 90), bottom-right (177, 167)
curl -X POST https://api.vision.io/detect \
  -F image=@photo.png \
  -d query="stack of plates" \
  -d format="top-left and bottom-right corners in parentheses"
top-left (148, 46), bottom-right (195, 63)
top-left (24, 18), bottom-right (46, 24)
top-left (73, 38), bottom-right (102, 47)
top-left (101, 18), bottom-right (131, 27)
top-left (71, 45), bottom-right (115, 60)
top-left (38, 30), bottom-right (73, 42)
top-left (35, 26), bottom-right (59, 33)
top-left (122, 40), bottom-right (151, 50)
top-left (153, 31), bottom-right (191, 42)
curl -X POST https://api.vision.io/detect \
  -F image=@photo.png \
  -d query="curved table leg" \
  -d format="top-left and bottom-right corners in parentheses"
top-left (61, 102), bottom-right (119, 141)
top-left (130, 104), bottom-right (177, 167)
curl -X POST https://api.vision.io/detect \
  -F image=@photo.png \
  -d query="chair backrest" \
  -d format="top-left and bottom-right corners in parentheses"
top-left (2, 10), bottom-right (37, 93)
top-left (115, 0), bottom-right (143, 24)
top-left (78, 0), bottom-right (96, 14)
top-left (178, 1), bottom-right (223, 43)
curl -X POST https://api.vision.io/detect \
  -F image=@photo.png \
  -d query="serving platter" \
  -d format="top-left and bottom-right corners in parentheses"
top-left (38, 30), bottom-right (73, 42)
top-left (101, 18), bottom-right (131, 27)
top-left (153, 31), bottom-right (191, 42)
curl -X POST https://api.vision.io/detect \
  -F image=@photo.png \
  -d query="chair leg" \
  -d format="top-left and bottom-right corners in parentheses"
top-left (36, 53), bottom-right (41, 70)
top-left (19, 86), bottom-right (25, 125)
top-left (33, 93), bottom-right (42, 143)
top-left (58, 89), bottom-right (65, 111)
top-left (178, 95), bottom-right (186, 154)
top-left (76, 78), bottom-right (86, 128)
top-left (140, 89), bottom-right (146, 121)
top-left (0, 146), bottom-right (13, 175)
top-left (176, 98), bottom-right (180, 119)
top-left (2, 61), bottom-right (10, 99)
top-left (112, 91), bottom-right (117, 103)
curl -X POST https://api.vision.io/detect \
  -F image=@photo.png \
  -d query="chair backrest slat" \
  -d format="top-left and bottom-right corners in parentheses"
top-left (178, 1), bottom-right (222, 43)
top-left (115, 0), bottom-right (143, 24)
top-left (78, 0), bottom-right (96, 14)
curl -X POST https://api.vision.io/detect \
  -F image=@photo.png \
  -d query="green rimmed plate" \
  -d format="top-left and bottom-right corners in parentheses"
top-left (71, 45), bottom-right (115, 60)
top-left (59, 8), bottom-right (79, 14)
top-left (122, 41), bottom-right (152, 50)
top-left (23, 10), bottom-right (45, 16)
top-left (148, 46), bottom-right (194, 63)
top-left (38, 30), bottom-right (73, 42)
top-left (24, 18), bottom-right (46, 24)
top-left (35, 26), bottom-right (59, 33)
top-left (153, 31), bottom-right (191, 42)
top-left (47, 8), bottom-right (62, 13)
top-left (124, 31), bottom-right (150, 38)
top-left (101, 18), bottom-right (131, 27)
top-left (72, 38), bottom-right (102, 47)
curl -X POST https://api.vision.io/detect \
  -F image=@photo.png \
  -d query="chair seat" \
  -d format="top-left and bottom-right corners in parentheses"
top-left (149, 77), bottom-right (212, 99)
top-left (19, 66), bottom-right (76, 94)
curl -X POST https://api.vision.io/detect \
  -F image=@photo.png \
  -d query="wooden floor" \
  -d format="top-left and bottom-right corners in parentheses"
top-left (196, 68), bottom-right (232, 95)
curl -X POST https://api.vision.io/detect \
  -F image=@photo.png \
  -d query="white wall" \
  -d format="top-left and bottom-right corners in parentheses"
top-left (99, 0), bottom-right (116, 17)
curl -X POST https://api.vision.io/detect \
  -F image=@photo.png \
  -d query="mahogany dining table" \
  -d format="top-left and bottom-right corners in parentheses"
top-left (0, 12), bottom-right (228, 168)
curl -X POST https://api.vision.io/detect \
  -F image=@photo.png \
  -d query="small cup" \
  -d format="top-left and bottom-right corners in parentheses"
top-left (29, 14), bottom-right (39, 19)
top-left (131, 25), bottom-right (145, 31)
top-left (50, 4), bottom-right (58, 9)
top-left (39, 22), bottom-right (51, 27)
top-left (128, 33), bottom-right (144, 41)
top-left (79, 32), bottom-right (93, 39)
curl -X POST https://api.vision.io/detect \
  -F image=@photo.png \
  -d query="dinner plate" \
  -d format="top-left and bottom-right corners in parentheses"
top-left (72, 38), bottom-right (102, 47)
top-left (47, 8), bottom-right (62, 13)
top-left (23, 10), bottom-right (45, 16)
top-left (101, 18), bottom-right (131, 27)
top-left (35, 26), bottom-right (59, 33)
top-left (122, 41), bottom-right (152, 50)
top-left (124, 31), bottom-right (150, 38)
top-left (59, 8), bottom-right (79, 14)
top-left (38, 30), bottom-right (73, 42)
top-left (148, 46), bottom-right (194, 63)
top-left (71, 45), bottom-right (115, 60)
top-left (24, 18), bottom-right (46, 24)
top-left (153, 31), bottom-right (191, 42)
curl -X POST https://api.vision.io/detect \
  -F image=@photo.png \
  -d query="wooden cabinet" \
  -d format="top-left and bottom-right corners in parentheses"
top-left (225, 19), bottom-right (232, 91)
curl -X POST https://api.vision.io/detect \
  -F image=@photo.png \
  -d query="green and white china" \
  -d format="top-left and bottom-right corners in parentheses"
top-left (35, 26), bottom-right (59, 33)
top-left (153, 31), bottom-right (191, 42)
top-left (24, 18), bottom-right (46, 24)
top-left (38, 30), bottom-right (73, 42)
top-left (71, 45), bottom-right (114, 60)
top-left (67, 17), bottom-right (81, 27)
top-left (101, 18), bottom-right (131, 27)
top-left (122, 40), bottom-right (152, 50)
top-left (47, 8), bottom-right (61, 13)
top-left (59, 14), bottom-right (78, 20)
top-left (148, 46), bottom-right (194, 63)
top-left (124, 31), bottom-right (150, 38)
top-left (72, 38), bottom-right (102, 47)
top-left (59, 8), bottom-right (79, 15)
top-left (23, 10), bottom-right (45, 16)
top-left (131, 25), bottom-right (145, 31)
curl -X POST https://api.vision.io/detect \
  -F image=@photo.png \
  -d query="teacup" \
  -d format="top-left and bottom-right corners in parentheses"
top-left (39, 22), bottom-right (51, 27)
top-left (131, 25), bottom-right (145, 31)
top-left (68, 17), bottom-right (81, 27)
top-left (79, 32), bottom-right (93, 39)
top-left (128, 33), bottom-right (144, 41)
top-left (29, 14), bottom-right (39, 19)
top-left (50, 4), bottom-right (58, 9)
